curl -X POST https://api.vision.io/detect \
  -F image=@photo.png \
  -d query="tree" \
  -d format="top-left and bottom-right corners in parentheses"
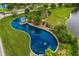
top-left (44, 48), bottom-right (57, 56)
top-left (41, 4), bottom-right (49, 18)
top-left (34, 15), bottom-right (41, 25)
top-left (43, 4), bottom-right (48, 9)
top-left (72, 3), bottom-right (79, 8)
top-left (18, 3), bottom-right (26, 8)
top-left (33, 10), bottom-right (42, 16)
top-left (11, 8), bottom-right (17, 17)
top-left (58, 3), bottom-right (63, 7)
top-left (71, 3), bottom-right (79, 13)
top-left (64, 3), bottom-right (73, 7)
top-left (15, 4), bottom-right (21, 9)
top-left (50, 3), bottom-right (56, 9)
top-left (25, 8), bottom-right (30, 14)
top-left (7, 3), bottom-right (15, 10)
top-left (27, 15), bottom-right (33, 23)
top-left (48, 10), bottom-right (52, 16)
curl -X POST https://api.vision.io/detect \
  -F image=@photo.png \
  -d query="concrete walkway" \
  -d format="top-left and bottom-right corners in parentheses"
top-left (0, 13), bottom-right (5, 20)
top-left (0, 37), bottom-right (5, 56)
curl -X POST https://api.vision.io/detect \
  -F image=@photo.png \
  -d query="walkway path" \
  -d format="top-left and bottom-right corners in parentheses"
top-left (0, 13), bottom-right (5, 20)
top-left (0, 37), bottom-right (5, 56)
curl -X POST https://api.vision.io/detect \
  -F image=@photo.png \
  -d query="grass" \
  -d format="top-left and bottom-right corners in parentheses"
top-left (0, 14), bottom-right (30, 56)
top-left (0, 7), bottom-right (74, 56)
top-left (47, 7), bottom-right (79, 56)
top-left (47, 7), bottom-right (73, 26)
top-left (0, 8), bottom-right (8, 12)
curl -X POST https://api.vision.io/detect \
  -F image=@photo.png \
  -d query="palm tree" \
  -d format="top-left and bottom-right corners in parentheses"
top-left (11, 7), bottom-right (17, 17)
top-left (42, 4), bottom-right (49, 18)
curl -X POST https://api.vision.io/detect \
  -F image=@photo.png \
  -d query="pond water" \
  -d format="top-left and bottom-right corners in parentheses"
top-left (66, 11), bottom-right (79, 39)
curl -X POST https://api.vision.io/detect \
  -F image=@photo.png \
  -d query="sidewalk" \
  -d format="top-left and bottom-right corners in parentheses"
top-left (0, 13), bottom-right (5, 20)
top-left (0, 37), bottom-right (5, 56)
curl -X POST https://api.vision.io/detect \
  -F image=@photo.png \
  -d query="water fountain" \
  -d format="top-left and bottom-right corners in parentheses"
top-left (20, 16), bottom-right (26, 25)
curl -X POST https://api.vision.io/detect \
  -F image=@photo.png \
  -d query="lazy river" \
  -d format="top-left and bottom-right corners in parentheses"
top-left (11, 16), bottom-right (58, 55)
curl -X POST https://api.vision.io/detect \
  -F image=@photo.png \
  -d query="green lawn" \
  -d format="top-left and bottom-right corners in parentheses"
top-left (0, 8), bottom-right (8, 12)
top-left (0, 14), bottom-right (30, 56)
top-left (0, 7), bottom-right (74, 56)
top-left (47, 7), bottom-right (73, 26)
top-left (47, 7), bottom-right (76, 56)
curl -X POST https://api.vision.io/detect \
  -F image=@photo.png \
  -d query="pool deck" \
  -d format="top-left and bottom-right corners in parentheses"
top-left (28, 23), bottom-right (50, 31)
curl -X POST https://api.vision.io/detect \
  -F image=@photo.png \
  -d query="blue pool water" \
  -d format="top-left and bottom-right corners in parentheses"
top-left (11, 16), bottom-right (58, 55)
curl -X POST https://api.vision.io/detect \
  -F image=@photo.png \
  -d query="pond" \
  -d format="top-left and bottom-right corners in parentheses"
top-left (66, 11), bottom-right (79, 39)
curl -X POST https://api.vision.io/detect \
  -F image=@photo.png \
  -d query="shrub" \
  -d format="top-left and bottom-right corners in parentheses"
top-left (27, 15), bottom-right (33, 22)
top-left (44, 48), bottom-right (57, 56)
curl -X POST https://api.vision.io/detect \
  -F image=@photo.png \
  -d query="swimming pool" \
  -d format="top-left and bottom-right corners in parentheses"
top-left (11, 16), bottom-right (58, 55)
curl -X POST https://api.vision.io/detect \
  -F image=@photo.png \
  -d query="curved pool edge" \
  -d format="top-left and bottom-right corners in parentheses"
top-left (26, 22), bottom-right (59, 53)
top-left (10, 16), bottom-right (59, 55)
